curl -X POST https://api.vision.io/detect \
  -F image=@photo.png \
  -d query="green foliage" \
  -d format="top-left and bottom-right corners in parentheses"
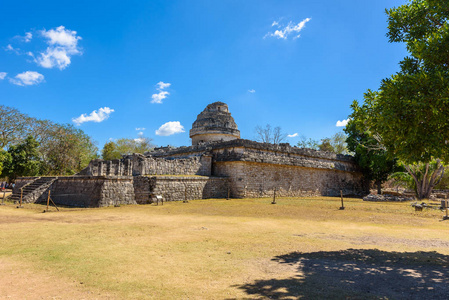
top-left (349, 0), bottom-right (449, 199)
top-left (345, 120), bottom-right (399, 193)
top-left (41, 124), bottom-right (98, 175)
top-left (0, 149), bottom-right (11, 176)
top-left (318, 138), bottom-right (334, 152)
top-left (328, 132), bottom-right (349, 155)
top-left (101, 137), bottom-right (155, 160)
top-left (3, 136), bottom-right (42, 181)
top-left (0, 107), bottom-right (99, 176)
top-left (102, 141), bottom-right (120, 160)
top-left (386, 0), bottom-right (449, 70)
top-left (0, 105), bottom-right (32, 149)
top-left (358, 0), bottom-right (449, 164)
top-left (435, 167), bottom-right (449, 189)
top-left (297, 135), bottom-right (320, 150)
top-left (298, 133), bottom-right (349, 154)
top-left (390, 160), bottom-right (446, 194)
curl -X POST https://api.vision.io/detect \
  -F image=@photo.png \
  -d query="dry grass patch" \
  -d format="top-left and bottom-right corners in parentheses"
top-left (0, 197), bottom-right (448, 299)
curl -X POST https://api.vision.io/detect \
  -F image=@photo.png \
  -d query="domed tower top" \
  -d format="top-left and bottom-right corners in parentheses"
top-left (190, 102), bottom-right (240, 145)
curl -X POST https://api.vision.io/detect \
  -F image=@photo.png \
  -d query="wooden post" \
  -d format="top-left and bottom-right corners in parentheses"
top-left (271, 187), bottom-right (277, 204)
top-left (444, 199), bottom-right (449, 220)
top-left (47, 190), bottom-right (51, 211)
top-left (19, 189), bottom-right (23, 208)
top-left (227, 186), bottom-right (230, 200)
top-left (183, 184), bottom-right (188, 203)
top-left (339, 190), bottom-right (345, 210)
top-left (446, 200), bottom-right (449, 220)
top-left (47, 195), bottom-right (59, 211)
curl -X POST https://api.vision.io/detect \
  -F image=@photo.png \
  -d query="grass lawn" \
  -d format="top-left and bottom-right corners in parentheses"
top-left (0, 197), bottom-right (448, 299)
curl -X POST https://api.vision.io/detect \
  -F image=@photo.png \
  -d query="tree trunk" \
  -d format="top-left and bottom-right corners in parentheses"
top-left (404, 160), bottom-right (445, 200)
top-left (376, 180), bottom-right (382, 195)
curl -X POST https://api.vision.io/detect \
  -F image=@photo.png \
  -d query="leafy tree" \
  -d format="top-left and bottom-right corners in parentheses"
top-left (345, 120), bottom-right (399, 194)
top-left (350, 0), bottom-right (449, 199)
top-left (297, 135), bottom-right (320, 150)
top-left (318, 138), bottom-right (334, 152)
top-left (3, 136), bottom-right (41, 181)
top-left (102, 141), bottom-right (119, 160)
top-left (328, 132), bottom-right (349, 155)
top-left (0, 150), bottom-right (11, 176)
top-left (43, 124), bottom-right (98, 175)
top-left (0, 105), bottom-right (33, 148)
top-left (101, 136), bottom-right (155, 160)
top-left (255, 124), bottom-right (287, 144)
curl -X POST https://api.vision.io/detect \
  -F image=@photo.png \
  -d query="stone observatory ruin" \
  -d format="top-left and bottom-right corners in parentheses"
top-left (190, 102), bottom-right (240, 145)
top-left (12, 101), bottom-right (367, 207)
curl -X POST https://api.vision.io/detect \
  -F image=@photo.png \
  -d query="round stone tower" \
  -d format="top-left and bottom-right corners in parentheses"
top-left (190, 102), bottom-right (240, 145)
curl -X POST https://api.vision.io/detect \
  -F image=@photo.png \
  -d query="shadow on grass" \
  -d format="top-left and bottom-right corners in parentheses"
top-left (233, 249), bottom-right (449, 299)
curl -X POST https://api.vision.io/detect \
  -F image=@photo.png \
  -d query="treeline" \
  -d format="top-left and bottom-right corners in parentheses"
top-left (0, 105), bottom-right (98, 181)
top-left (101, 138), bottom-right (155, 161)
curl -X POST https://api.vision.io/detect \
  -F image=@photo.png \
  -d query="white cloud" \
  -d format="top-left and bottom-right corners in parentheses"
top-left (151, 91), bottom-right (169, 104)
top-left (288, 133), bottom-right (298, 138)
top-left (25, 32), bottom-right (32, 42)
top-left (5, 44), bottom-right (20, 54)
top-left (156, 81), bottom-right (171, 90)
top-left (41, 26), bottom-right (81, 48)
top-left (151, 81), bottom-right (171, 104)
top-left (0, 72), bottom-right (6, 80)
top-left (134, 138), bottom-right (145, 143)
top-left (155, 121), bottom-right (185, 136)
top-left (271, 21), bottom-right (279, 27)
top-left (9, 71), bottom-right (44, 86)
top-left (72, 107), bottom-right (114, 125)
top-left (14, 32), bottom-right (32, 42)
top-left (248, 89), bottom-right (256, 93)
top-left (37, 47), bottom-right (73, 69)
top-left (265, 18), bottom-right (311, 40)
top-left (36, 26), bottom-right (82, 70)
top-left (336, 119), bottom-right (350, 127)
top-left (135, 127), bottom-right (146, 131)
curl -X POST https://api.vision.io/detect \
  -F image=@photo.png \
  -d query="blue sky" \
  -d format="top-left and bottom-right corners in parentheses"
top-left (0, 0), bottom-right (408, 149)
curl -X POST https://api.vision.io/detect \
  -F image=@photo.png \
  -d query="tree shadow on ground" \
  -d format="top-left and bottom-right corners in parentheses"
top-left (233, 249), bottom-right (449, 299)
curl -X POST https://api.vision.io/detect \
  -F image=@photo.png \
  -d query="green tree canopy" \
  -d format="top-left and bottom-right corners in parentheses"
top-left (350, 0), bottom-right (449, 199)
top-left (0, 105), bottom-right (33, 149)
top-left (2, 136), bottom-right (41, 181)
top-left (101, 137), bottom-right (155, 160)
top-left (345, 120), bottom-right (399, 194)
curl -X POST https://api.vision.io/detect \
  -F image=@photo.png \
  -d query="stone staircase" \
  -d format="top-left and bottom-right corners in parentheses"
top-left (10, 177), bottom-right (57, 203)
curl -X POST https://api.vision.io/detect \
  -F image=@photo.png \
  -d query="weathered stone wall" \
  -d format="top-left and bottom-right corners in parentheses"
top-left (99, 177), bottom-right (135, 207)
top-left (131, 154), bottom-right (212, 176)
top-left (37, 176), bottom-right (136, 207)
top-left (212, 146), bottom-right (358, 172)
top-left (133, 176), bottom-right (151, 204)
top-left (213, 161), bottom-right (365, 198)
top-left (80, 154), bottom-right (212, 177)
top-left (146, 176), bottom-right (228, 202)
top-left (191, 133), bottom-right (239, 146)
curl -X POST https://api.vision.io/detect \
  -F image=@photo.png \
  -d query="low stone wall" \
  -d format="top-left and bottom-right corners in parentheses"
top-left (143, 176), bottom-right (228, 202)
top-left (213, 161), bottom-right (366, 198)
top-left (38, 176), bottom-right (136, 207)
top-left (131, 154), bottom-right (212, 176)
top-left (80, 154), bottom-right (212, 177)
